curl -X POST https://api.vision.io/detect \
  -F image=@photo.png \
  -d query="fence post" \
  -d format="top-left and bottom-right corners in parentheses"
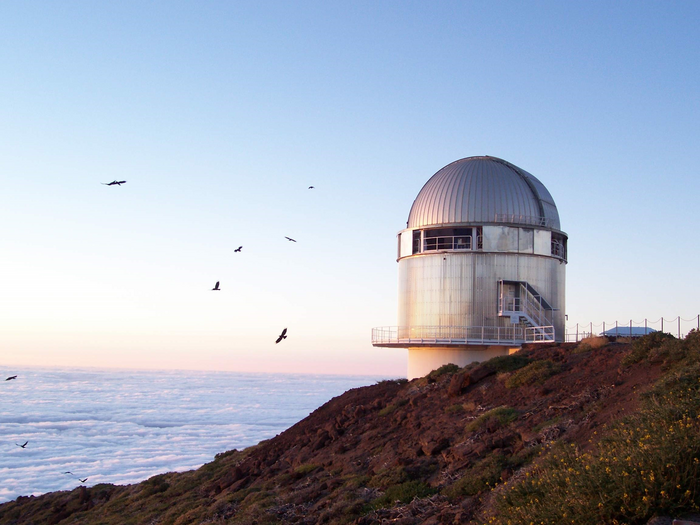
top-left (603, 321), bottom-right (605, 335)
top-left (576, 323), bottom-right (579, 342)
top-left (662, 318), bottom-right (664, 333)
top-left (630, 320), bottom-right (632, 336)
top-left (615, 321), bottom-right (618, 337)
top-left (678, 317), bottom-right (681, 338)
top-left (590, 322), bottom-right (592, 338)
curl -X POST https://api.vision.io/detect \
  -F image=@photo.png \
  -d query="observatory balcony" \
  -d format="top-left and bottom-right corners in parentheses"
top-left (372, 325), bottom-right (555, 347)
top-left (422, 234), bottom-right (483, 252)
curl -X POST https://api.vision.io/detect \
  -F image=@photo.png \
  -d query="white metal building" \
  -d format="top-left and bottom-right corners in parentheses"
top-left (373, 156), bottom-right (567, 379)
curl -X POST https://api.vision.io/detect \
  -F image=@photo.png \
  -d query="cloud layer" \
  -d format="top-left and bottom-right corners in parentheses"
top-left (0, 367), bottom-right (379, 503)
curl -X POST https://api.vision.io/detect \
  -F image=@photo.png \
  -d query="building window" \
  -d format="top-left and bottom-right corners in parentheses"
top-left (422, 227), bottom-right (476, 251)
top-left (551, 233), bottom-right (567, 259)
top-left (412, 230), bottom-right (421, 254)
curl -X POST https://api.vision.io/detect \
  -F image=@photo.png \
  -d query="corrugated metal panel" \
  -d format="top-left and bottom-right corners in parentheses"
top-left (407, 156), bottom-right (562, 231)
top-left (398, 251), bottom-right (566, 342)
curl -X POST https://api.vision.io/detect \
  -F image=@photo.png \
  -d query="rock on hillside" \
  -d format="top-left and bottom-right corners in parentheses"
top-left (2, 335), bottom-right (699, 525)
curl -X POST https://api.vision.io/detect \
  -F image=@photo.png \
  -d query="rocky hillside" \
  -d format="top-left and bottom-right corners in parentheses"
top-left (2, 333), bottom-right (700, 525)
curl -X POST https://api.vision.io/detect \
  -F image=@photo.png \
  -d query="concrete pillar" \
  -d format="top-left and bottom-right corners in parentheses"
top-left (407, 345), bottom-right (520, 380)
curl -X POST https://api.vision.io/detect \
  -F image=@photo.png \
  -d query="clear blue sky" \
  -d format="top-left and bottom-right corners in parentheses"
top-left (2, 1), bottom-right (699, 375)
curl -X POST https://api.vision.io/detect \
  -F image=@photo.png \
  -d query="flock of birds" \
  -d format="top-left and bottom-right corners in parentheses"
top-left (5, 374), bottom-right (91, 482)
top-left (3, 180), bottom-right (318, 486)
top-left (103, 179), bottom-right (313, 344)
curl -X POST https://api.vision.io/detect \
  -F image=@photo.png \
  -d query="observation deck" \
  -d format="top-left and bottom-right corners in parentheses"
top-left (372, 325), bottom-right (555, 347)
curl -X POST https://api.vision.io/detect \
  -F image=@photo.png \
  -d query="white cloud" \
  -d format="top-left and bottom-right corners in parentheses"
top-left (0, 367), bottom-right (381, 502)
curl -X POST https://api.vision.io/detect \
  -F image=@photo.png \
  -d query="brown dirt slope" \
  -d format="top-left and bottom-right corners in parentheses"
top-left (0, 339), bottom-right (686, 524)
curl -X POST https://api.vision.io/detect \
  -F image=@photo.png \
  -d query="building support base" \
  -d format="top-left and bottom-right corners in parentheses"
top-left (407, 345), bottom-right (521, 380)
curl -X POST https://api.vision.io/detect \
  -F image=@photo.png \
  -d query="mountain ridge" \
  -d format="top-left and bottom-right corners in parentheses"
top-left (2, 333), bottom-right (699, 525)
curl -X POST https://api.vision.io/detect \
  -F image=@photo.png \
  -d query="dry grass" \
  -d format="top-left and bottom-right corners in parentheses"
top-left (574, 336), bottom-right (609, 353)
top-left (580, 336), bottom-right (609, 349)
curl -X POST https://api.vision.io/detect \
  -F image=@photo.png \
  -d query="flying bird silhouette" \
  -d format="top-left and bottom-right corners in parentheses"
top-left (16, 441), bottom-right (28, 448)
top-left (5, 375), bottom-right (17, 381)
top-left (284, 237), bottom-right (297, 242)
top-left (102, 180), bottom-right (127, 186)
top-left (64, 472), bottom-right (88, 483)
top-left (212, 281), bottom-right (220, 291)
top-left (308, 186), bottom-right (315, 189)
top-left (275, 328), bottom-right (288, 344)
top-left (234, 246), bottom-right (242, 252)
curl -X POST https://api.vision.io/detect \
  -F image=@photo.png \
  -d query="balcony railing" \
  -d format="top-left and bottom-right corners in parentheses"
top-left (423, 235), bottom-right (483, 252)
top-left (372, 325), bottom-right (555, 347)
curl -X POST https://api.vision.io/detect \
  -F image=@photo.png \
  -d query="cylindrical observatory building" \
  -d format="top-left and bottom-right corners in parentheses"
top-left (372, 156), bottom-right (567, 379)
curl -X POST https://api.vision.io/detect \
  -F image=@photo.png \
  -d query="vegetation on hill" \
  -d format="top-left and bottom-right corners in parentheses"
top-left (2, 332), bottom-right (700, 524)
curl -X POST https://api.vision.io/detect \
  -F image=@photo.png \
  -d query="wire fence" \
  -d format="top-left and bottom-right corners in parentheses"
top-left (565, 315), bottom-right (700, 342)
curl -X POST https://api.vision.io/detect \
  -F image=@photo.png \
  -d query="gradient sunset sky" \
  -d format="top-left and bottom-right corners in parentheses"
top-left (2, 1), bottom-right (699, 376)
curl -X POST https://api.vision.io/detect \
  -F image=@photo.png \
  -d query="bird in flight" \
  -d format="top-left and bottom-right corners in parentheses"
top-left (284, 237), bottom-right (297, 242)
top-left (212, 281), bottom-right (221, 291)
top-left (308, 186), bottom-right (315, 189)
top-left (5, 375), bottom-right (17, 381)
top-left (275, 328), bottom-right (288, 344)
top-left (102, 180), bottom-right (127, 186)
top-left (234, 246), bottom-right (242, 252)
top-left (16, 441), bottom-right (28, 448)
top-left (64, 472), bottom-right (88, 483)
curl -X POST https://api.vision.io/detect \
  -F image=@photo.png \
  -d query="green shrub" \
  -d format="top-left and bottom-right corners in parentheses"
top-left (343, 474), bottom-right (370, 489)
top-left (378, 398), bottom-right (408, 416)
top-left (444, 454), bottom-right (507, 499)
top-left (294, 463), bottom-right (320, 476)
top-left (621, 331), bottom-right (676, 366)
top-left (371, 481), bottom-right (436, 508)
top-left (647, 338), bottom-right (687, 364)
top-left (444, 448), bottom-right (540, 501)
top-left (445, 403), bottom-right (464, 414)
top-left (427, 363), bottom-right (460, 381)
top-left (490, 361), bottom-right (700, 525)
top-left (368, 466), bottom-right (408, 489)
top-left (466, 406), bottom-right (519, 432)
top-left (375, 378), bottom-right (408, 385)
top-left (684, 329), bottom-right (700, 351)
top-left (141, 474), bottom-right (171, 497)
top-left (505, 360), bottom-right (561, 388)
top-left (214, 448), bottom-right (239, 460)
top-left (484, 354), bottom-right (531, 373)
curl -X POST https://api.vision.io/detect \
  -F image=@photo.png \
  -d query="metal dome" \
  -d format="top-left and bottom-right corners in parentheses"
top-left (407, 156), bottom-right (561, 230)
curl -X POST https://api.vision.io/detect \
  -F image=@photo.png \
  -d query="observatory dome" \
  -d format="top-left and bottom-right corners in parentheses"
top-left (407, 156), bottom-right (561, 230)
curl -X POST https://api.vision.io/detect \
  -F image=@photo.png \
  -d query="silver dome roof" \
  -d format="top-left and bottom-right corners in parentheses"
top-left (407, 156), bottom-right (561, 230)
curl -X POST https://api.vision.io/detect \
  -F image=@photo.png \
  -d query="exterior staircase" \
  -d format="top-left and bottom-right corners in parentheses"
top-left (498, 280), bottom-right (555, 342)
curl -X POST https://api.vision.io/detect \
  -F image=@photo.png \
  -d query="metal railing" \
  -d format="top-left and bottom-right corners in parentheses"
top-left (498, 282), bottom-right (553, 328)
top-left (372, 325), bottom-right (556, 346)
top-left (564, 315), bottom-right (700, 342)
top-left (551, 239), bottom-right (566, 259)
top-left (526, 326), bottom-right (555, 342)
top-left (422, 235), bottom-right (483, 252)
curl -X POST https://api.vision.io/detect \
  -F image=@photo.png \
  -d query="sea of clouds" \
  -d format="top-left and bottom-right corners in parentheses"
top-left (0, 367), bottom-right (381, 503)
